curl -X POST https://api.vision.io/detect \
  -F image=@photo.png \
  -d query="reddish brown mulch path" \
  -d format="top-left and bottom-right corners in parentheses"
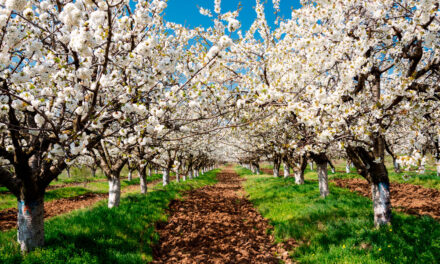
top-left (332, 178), bottom-right (440, 219)
top-left (152, 167), bottom-right (293, 264)
top-left (0, 178), bottom-right (163, 231)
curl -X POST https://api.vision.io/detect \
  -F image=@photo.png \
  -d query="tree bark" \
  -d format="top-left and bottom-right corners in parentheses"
top-left (17, 199), bottom-right (45, 252)
top-left (283, 161), bottom-right (290, 178)
top-left (372, 182), bottom-right (391, 227)
top-left (317, 162), bottom-right (329, 197)
top-left (128, 170), bottom-right (133, 181)
top-left (346, 144), bottom-right (392, 226)
top-left (346, 160), bottom-right (351, 173)
top-left (163, 169), bottom-right (170, 186)
top-left (108, 177), bottom-right (121, 208)
top-left (309, 162), bottom-right (314, 171)
top-left (437, 159), bottom-right (440, 177)
top-left (273, 160), bottom-right (280, 178)
top-left (140, 166), bottom-right (147, 194)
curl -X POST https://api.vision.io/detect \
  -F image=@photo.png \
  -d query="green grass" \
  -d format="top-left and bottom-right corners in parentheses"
top-left (237, 166), bottom-right (440, 264)
top-left (0, 169), bottom-right (219, 264)
top-left (0, 174), bottom-right (163, 211)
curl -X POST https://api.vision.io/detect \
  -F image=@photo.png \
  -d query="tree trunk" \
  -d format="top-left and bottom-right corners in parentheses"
top-left (273, 161), bottom-right (280, 178)
top-left (176, 167), bottom-right (181, 183)
top-left (437, 159), bottom-right (440, 177)
top-left (17, 199), bottom-right (45, 252)
top-left (254, 163), bottom-right (260, 175)
top-left (91, 167), bottom-right (96, 178)
top-left (108, 177), bottom-right (121, 208)
top-left (128, 170), bottom-right (133, 181)
top-left (283, 161), bottom-right (290, 178)
top-left (317, 162), bottom-right (329, 197)
top-left (331, 167), bottom-right (335, 173)
top-left (148, 167), bottom-right (152, 177)
top-left (189, 169), bottom-right (193, 180)
top-left (371, 182), bottom-right (391, 227)
top-left (392, 158), bottom-right (401, 173)
top-left (140, 166), bottom-right (147, 194)
top-left (163, 169), bottom-right (170, 186)
top-left (346, 161), bottom-right (350, 173)
top-left (193, 169), bottom-right (197, 178)
top-left (309, 162), bottom-right (314, 171)
top-left (66, 167), bottom-right (71, 178)
top-left (294, 170), bottom-right (304, 185)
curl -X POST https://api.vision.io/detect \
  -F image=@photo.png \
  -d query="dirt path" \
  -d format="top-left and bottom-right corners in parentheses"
top-left (333, 178), bottom-right (440, 220)
top-left (152, 167), bottom-right (291, 264)
top-left (0, 178), bottom-right (163, 231)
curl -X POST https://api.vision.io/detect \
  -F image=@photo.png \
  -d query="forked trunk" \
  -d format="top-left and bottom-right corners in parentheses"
top-left (108, 177), bottom-right (121, 208)
top-left (371, 182), bottom-right (391, 227)
top-left (283, 161), bottom-right (290, 178)
top-left (317, 162), bottom-right (329, 197)
top-left (17, 199), bottom-right (45, 252)
top-left (163, 169), bottom-right (170, 186)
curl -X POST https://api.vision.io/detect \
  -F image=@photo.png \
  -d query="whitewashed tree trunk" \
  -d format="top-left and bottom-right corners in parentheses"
top-left (189, 170), bottom-right (193, 180)
top-left (310, 162), bottom-right (314, 171)
top-left (17, 199), bottom-right (45, 252)
top-left (176, 168), bottom-right (181, 183)
top-left (148, 167), bottom-right (152, 177)
top-left (294, 171), bottom-right (304, 185)
top-left (140, 167), bottom-right (147, 194)
top-left (127, 170), bottom-right (133, 181)
top-left (371, 182), bottom-right (392, 227)
top-left (273, 167), bottom-right (280, 178)
top-left (283, 161), bottom-right (290, 178)
top-left (346, 161), bottom-right (350, 173)
top-left (436, 159), bottom-right (440, 177)
top-left (392, 158), bottom-right (401, 173)
top-left (108, 177), bottom-right (121, 208)
top-left (331, 167), bottom-right (335, 173)
top-left (317, 162), bottom-right (329, 197)
top-left (163, 169), bottom-right (170, 186)
top-left (193, 169), bottom-right (197, 178)
top-left (418, 164), bottom-right (425, 174)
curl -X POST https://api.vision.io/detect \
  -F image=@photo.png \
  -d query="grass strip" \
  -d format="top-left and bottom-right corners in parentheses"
top-left (0, 169), bottom-right (219, 264)
top-left (237, 166), bottom-right (440, 264)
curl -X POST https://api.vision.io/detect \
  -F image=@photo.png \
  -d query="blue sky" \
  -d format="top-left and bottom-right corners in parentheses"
top-left (163, 0), bottom-right (301, 30)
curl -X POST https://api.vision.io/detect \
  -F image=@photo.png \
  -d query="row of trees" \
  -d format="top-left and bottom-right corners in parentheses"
top-left (216, 0), bottom-right (440, 229)
top-left (1, 0), bottom-right (439, 254)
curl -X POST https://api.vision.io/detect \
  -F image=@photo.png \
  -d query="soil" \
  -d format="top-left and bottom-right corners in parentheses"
top-left (0, 177), bottom-right (163, 231)
top-left (332, 178), bottom-right (440, 220)
top-left (152, 167), bottom-right (294, 264)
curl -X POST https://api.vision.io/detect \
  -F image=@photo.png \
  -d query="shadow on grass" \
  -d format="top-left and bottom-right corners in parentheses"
top-left (236, 166), bottom-right (440, 264)
top-left (0, 170), bottom-right (219, 264)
